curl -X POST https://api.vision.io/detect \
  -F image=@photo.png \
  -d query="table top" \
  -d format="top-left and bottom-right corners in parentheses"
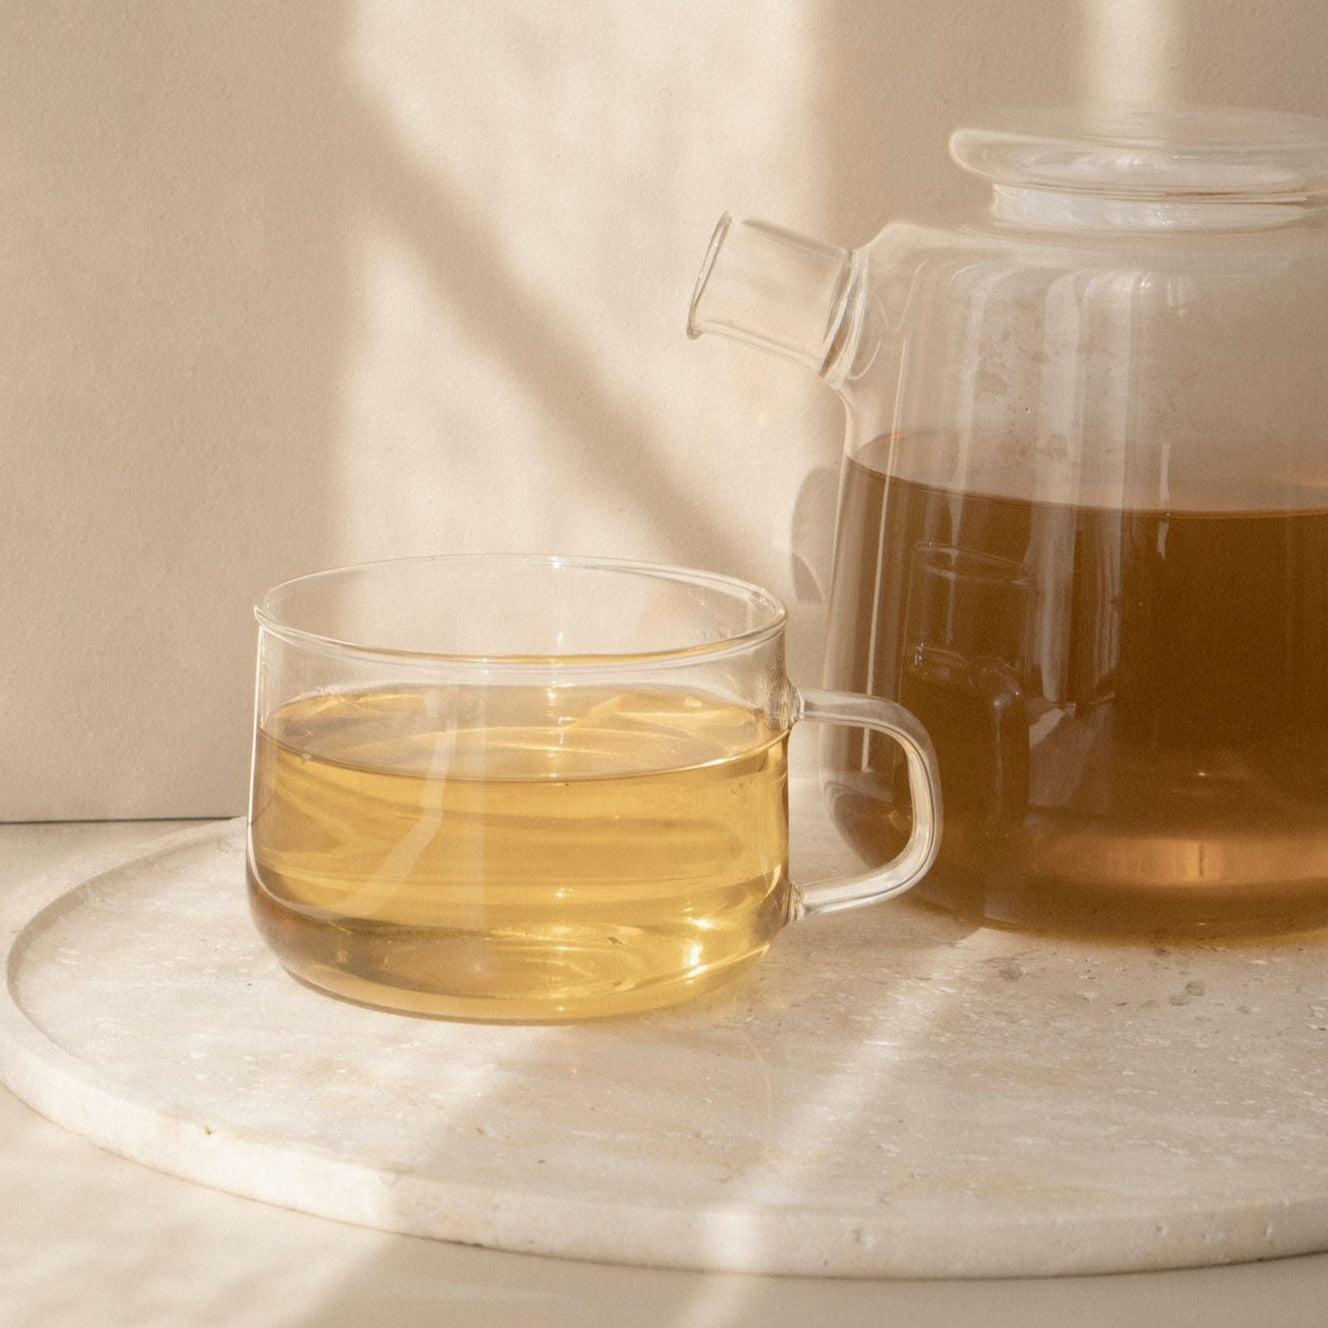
top-left (4, 818), bottom-right (1328, 1328)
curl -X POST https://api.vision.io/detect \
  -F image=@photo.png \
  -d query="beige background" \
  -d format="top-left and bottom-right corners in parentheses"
top-left (4, 1), bottom-right (1328, 820)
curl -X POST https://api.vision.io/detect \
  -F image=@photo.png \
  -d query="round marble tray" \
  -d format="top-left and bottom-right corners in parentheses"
top-left (3, 791), bottom-right (1328, 1278)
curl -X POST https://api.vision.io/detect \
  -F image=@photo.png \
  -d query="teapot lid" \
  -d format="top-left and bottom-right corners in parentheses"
top-left (951, 107), bottom-right (1328, 200)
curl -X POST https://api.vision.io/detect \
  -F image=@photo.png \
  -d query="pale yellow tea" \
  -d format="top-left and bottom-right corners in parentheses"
top-left (248, 686), bottom-right (790, 1020)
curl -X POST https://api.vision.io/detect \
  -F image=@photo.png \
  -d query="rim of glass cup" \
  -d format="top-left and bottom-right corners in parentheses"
top-left (254, 553), bottom-right (789, 672)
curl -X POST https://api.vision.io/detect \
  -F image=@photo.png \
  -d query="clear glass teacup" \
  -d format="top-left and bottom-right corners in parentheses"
top-left (247, 555), bottom-right (941, 1021)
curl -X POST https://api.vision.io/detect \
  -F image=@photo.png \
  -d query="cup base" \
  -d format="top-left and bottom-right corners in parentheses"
top-left (271, 951), bottom-right (767, 1023)
top-left (247, 868), bottom-right (773, 1023)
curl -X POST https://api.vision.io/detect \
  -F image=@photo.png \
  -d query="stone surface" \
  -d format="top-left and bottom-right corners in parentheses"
top-left (3, 786), bottom-right (1328, 1278)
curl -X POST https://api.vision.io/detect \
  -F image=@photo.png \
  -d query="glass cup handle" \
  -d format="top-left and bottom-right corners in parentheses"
top-left (790, 687), bottom-right (943, 920)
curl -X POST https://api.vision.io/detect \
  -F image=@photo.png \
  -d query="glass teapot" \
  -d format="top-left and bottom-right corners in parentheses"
top-left (689, 107), bottom-right (1328, 937)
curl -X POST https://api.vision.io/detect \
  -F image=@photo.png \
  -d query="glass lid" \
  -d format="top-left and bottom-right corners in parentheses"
top-left (951, 106), bottom-right (1328, 200)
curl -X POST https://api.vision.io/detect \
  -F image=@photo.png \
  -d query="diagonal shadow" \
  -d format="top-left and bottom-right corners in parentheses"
top-left (345, 87), bottom-right (751, 576)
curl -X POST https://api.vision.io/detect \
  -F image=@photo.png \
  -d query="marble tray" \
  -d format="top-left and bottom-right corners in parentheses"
top-left (3, 787), bottom-right (1327, 1278)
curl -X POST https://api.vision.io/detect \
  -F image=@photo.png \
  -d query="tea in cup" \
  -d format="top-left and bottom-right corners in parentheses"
top-left (247, 555), bottom-right (940, 1021)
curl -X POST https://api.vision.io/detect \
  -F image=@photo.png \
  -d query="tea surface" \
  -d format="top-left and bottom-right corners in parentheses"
top-left (249, 686), bottom-right (789, 1019)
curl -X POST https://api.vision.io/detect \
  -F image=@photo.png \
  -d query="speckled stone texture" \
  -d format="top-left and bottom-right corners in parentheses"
top-left (3, 784), bottom-right (1327, 1278)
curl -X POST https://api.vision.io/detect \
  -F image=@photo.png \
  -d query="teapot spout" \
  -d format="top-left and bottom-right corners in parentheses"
top-left (688, 215), bottom-right (860, 378)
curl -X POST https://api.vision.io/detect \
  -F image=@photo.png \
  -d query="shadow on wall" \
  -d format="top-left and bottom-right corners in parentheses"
top-left (1, 3), bottom-right (350, 818)
top-left (2, 2), bottom-right (779, 821)
top-left (812, 1), bottom-right (1093, 245)
top-left (9, 0), bottom-right (1328, 823)
top-left (344, 87), bottom-right (751, 578)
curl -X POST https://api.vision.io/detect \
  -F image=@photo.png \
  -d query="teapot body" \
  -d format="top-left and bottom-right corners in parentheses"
top-left (692, 109), bottom-right (1328, 933)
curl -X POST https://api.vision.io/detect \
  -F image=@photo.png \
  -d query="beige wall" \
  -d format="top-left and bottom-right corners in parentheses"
top-left (5, 0), bottom-right (1328, 819)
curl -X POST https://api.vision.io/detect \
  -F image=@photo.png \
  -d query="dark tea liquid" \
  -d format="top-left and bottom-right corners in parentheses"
top-left (825, 436), bottom-right (1328, 935)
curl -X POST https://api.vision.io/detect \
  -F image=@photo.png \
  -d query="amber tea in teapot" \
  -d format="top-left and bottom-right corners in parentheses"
top-left (825, 434), bottom-right (1328, 935)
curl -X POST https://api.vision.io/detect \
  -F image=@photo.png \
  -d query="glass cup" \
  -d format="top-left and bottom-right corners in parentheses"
top-left (247, 555), bottom-right (941, 1022)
